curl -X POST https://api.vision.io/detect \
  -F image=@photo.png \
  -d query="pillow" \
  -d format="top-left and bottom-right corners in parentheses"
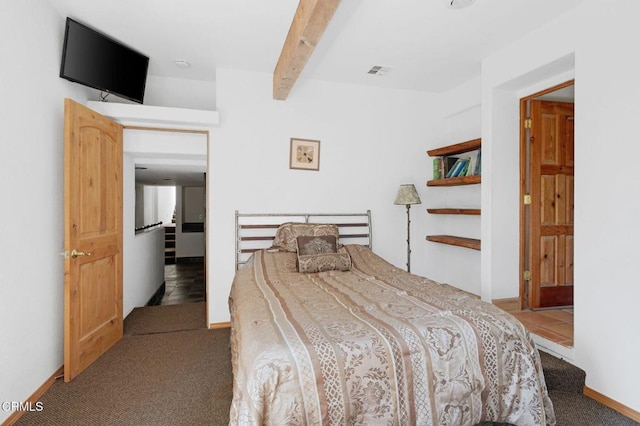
top-left (297, 246), bottom-right (352, 273)
top-left (271, 223), bottom-right (339, 252)
top-left (296, 235), bottom-right (337, 256)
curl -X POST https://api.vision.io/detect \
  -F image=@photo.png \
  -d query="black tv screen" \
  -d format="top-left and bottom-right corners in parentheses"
top-left (60, 18), bottom-right (149, 104)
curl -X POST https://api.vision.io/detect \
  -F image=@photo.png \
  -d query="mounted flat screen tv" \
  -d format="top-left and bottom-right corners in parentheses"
top-left (60, 18), bottom-right (149, 104)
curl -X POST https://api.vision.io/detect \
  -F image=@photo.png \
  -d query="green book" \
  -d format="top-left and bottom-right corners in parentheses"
top-left (433, 158), bottom-right (441, 180)
top-left (460, 157), bottom-right (471, 176)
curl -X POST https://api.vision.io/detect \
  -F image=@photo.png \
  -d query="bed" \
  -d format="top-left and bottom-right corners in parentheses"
top-left (229, 211), bottom-right (555, 425)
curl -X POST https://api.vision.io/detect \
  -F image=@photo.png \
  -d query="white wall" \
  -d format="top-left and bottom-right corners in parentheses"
top-left (123, 155), bottom-right (165, 316)
top-left (136, 184), bottom-right (174, 228)
top-left (0, 1), bottom-right (93, 423)
top-left (143, 186), bottom-right (158, 225)
top-left (208, 68), bottom-right (439, 324)
top-left (425, 77), bottom-right (482, 295)
top-left (123, 227), bottom-right (164, 315)
top-left (134, 183), bottom-right (144, 228)
top-left (482, 0), bottom-right (640, 413)
top-left (157, 186), bottom-right (176, 224)
top-left (175, 186), bottom-right (205, 258)
top-left (144, 75), bottom-right (216, 110)
top-left (182, 186), bottom-right (205, 222)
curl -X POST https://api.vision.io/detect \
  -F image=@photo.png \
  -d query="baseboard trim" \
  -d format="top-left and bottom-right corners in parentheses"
top-left (146, 281), bottom-right (166, 306)
top-left (2, 365), bottom-right (64, 426)
top-left (584, 386), bottom-right (640, 422)
top-left (209, 322), bottom-right (230, 330)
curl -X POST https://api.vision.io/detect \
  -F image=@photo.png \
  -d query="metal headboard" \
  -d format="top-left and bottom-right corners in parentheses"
top-left (235, 210), bottom-right (372, 270)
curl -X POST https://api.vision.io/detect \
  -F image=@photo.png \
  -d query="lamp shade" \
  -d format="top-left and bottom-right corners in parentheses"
top-left (394, 184), bottom-right (421, 205)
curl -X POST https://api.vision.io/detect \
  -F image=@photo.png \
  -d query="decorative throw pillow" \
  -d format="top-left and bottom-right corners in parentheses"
top-left (271, 223), bottom-right (339, 252)
top-left (297, 252), bottom-right (352, 274)
top-left (296, 235), bottom-right (337, 256)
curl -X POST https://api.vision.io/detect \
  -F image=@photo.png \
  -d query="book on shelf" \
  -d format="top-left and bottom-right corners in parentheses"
top-left (445, 158), bottom-right (461, 178)
top-left (455, 158), bottom-right (470, 177)
top-left (431, 149), bottom-right (481, 180)
top-left (444, 156), bottom-right (458, 176)
top-left (433, 156), bottom-right (457, 179)
top-left (447, 158), bottom-right (466, 178)
top-left (465, 150), bottom-right (481, 177)
top-left (432, 158), bottom-right (440, 180)
top-left (461, 158), bottom-right (471, 177)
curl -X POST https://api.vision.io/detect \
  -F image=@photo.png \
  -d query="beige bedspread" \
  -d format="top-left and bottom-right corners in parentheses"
top-left (229, 245), bottom-right (555, 425)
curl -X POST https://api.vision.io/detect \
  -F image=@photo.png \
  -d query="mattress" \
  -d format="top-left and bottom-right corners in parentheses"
top-left (229, 244), bottom-right (555, 425)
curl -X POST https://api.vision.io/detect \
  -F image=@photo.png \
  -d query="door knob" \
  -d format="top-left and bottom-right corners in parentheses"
top-left (71, 249), bottom-right (92, 258)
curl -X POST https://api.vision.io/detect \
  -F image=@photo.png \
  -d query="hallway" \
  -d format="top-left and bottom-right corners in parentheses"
top-left (160, 261), bottom-right (206, 305)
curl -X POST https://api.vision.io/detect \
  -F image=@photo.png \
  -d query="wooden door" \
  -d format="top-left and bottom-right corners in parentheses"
top-left (528, 100), bottom-right (574, 309)
top-left (64, 99), bottom-right (123, 381)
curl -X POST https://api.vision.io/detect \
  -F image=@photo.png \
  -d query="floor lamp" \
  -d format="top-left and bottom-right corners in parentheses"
top-left (394, 184), bottom-right (422, 273)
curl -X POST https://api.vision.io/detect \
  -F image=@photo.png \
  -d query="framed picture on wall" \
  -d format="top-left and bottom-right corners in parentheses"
top-left (289, 138), bottom-right (320, 171)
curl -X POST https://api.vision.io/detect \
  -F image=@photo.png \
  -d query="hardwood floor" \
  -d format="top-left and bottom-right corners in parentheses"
top-left (495, 299), bottom-right (574, 348)
top-left (160, 260), bottom-right (205, 305)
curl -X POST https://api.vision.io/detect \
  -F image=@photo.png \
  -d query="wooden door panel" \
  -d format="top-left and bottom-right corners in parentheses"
top-left (565, 117), bottom-right (575, 167)
top-left (541, 175), bottom-right (557, 225)
top-left (539, 236), bottom-right (557, 286)
top-left (78, 128), bottom-right (119, 234)
top-left (103, 131), bottom-right (119, 231)
top-left (555, 175), bottom-right (566, 225)
top-left (540, 226), bottom-right (572, 236)
top-left (565, 235), bottom-right (574, 285)
top-left (65, 99), bottom-right (123, 381)
top-left (528, 100), bottom-right (574, 308)
top-left (78, 127), bottom-right (102, 232)
top-left (541, 113), bottom-right (560, 165)
top-left (79, 256), bottom-right (117, 336)
top-left (566, 176), bottom-right (574, 225)
top-left (557, 235), bottom-right (567, 286)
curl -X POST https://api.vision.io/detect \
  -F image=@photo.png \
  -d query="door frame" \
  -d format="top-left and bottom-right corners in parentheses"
top-left (123, 125), bottom-right (210, 326)
top-left (85, 101), bottom-right (218, 327)
top-left (519, 79), bottom-right (574, 310)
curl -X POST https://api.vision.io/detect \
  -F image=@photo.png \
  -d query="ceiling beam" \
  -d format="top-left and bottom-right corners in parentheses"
top-left (273, 0), bottom-right (341, 100)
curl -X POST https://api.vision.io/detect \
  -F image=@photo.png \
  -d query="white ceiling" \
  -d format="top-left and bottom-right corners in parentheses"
top-left (48, 0), bottom-right (587, 92)
top-left (134, 162), bottom-right (206, 187)
top-left (47, 0), bottom-right (586, 185)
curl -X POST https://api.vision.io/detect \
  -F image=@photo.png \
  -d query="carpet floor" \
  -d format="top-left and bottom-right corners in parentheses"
top-left (124, 301), bottom-right (206, 336)
top-left (16, 303), bottom-right (638, 426)
top-left (17, 304), bottom-right (231, 426)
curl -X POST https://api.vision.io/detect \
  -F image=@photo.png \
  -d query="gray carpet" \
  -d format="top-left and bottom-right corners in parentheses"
top-left (550, 390), bottom-right (638, 426)
top-left (16, 303), bottom-right (639, 425)
top-left (538, 350), bottom-right (586, 394)
top-left (17, 328), bottom-right (232, 426)
top-left (538, 351), bottom-right (638, 425)
top-left (18, 303), bottom-right (230, 426)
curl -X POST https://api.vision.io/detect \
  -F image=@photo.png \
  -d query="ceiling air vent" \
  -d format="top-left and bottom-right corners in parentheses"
top-left (367, 65), bottom-right (390, 76)
top-left (444, 0), bottom-right (476, 9)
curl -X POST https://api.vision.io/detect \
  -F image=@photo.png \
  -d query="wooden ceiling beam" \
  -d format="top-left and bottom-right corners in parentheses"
top-left (273, 0), bottom-right (341, 100)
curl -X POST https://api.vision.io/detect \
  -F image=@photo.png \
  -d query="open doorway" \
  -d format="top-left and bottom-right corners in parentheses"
top-left (127, 128), bottom-right (208, 309)
top-left (86, 100), bottom-right (216, 327)
top-left (502, 80), bottom-right (575, 349)
top-left (519, 80), bottom-right (575, 310)
top-left (160, 184), bottom-right (206, 305)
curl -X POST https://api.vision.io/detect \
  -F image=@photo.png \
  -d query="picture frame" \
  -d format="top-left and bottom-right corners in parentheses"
top-left (289, 138), bottom-right (320, 171)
